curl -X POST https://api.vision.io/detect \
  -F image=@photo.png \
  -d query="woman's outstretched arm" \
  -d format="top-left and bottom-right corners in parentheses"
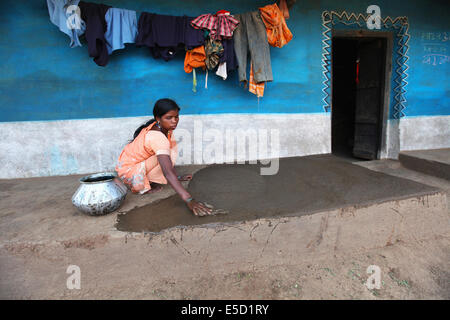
top-left (157, 155), bottom-right (212, 216)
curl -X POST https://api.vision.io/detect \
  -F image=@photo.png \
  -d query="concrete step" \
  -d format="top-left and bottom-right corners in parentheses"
top-left (399, 149), bottom-right (450, 181)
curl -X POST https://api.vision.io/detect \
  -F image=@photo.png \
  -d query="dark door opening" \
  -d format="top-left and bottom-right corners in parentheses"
top-left (331, 36), bottom-right (387, 160)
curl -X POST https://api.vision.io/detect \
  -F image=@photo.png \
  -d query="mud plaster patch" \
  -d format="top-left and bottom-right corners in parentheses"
top-left (116, 155), bottom-right (438, 233)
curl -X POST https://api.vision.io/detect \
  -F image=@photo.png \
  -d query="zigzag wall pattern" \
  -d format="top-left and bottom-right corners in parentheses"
top-left (321, 11), bottom-right (410, 119)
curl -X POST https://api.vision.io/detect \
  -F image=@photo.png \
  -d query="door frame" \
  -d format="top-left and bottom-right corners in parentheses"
top-left (331, 30), bottom-right (395, 159)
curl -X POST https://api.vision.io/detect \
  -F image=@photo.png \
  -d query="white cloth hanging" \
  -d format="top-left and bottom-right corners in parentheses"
top-left (216, 62), bottom-right (227, 80)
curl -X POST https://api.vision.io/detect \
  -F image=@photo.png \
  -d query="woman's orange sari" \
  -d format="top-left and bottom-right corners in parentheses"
top-left (116, 121), bottom-right (177, 194)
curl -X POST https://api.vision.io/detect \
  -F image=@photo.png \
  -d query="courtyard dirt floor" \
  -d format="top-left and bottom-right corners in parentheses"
top-left (0, 153), bottom-right (449, 299)
top-left (138, 235), bottom-right (450, 300)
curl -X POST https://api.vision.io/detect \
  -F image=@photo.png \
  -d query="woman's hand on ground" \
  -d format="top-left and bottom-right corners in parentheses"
top-left (187, 199), bottom-right (213, 216)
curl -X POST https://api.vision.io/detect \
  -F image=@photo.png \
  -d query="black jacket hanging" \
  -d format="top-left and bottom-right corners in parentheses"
top-left (78, 1), bottom-right (111, 66)
top-left (135, 13), bottom-right (204, 61)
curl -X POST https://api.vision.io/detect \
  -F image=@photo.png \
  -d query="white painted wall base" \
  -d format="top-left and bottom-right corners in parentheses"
top-left (1, 114), bottom-right (448, 179)
top-left (380, 119), bottom-right (400, 159)
top-left (0, 114), bottom-right (331, 179)
top-left (400, 115), bottom-right (450, 151)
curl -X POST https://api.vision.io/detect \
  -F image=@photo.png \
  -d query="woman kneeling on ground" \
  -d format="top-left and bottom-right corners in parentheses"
top-left (116, 98), bottom-right (212, 216)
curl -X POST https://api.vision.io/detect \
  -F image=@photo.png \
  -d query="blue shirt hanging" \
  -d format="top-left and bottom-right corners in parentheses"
top-left (104, 8), bottom-right (138, 55)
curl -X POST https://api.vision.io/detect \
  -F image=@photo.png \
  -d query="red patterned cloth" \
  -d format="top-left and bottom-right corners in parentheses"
top-left (191, 13), bottom-right (239, 40)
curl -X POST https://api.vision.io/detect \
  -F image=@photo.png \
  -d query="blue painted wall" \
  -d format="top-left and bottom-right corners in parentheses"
top-left (0, 0), bottom-right (448, 122)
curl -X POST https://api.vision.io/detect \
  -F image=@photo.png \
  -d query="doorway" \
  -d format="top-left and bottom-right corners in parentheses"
top-left (331, 32), bottom-right (391, 160)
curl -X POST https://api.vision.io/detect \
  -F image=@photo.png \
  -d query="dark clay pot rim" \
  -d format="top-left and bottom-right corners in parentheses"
top-left (79, 172), bottom-right (118, 184)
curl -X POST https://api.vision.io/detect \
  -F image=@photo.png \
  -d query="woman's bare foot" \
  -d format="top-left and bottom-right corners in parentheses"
top-left (142, 184), bottom-right (163, 194)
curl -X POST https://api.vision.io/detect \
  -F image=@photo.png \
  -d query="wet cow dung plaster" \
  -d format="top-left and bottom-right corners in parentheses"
top-left (115, 155), bottom-right (437, 233)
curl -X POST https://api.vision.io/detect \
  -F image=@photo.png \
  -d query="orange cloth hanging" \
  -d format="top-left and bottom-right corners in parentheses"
top-left (279, 0), bottom-right (290, 20)
top-left (184, 45), bottom-right (206, 73)
top-left (249, 63), bottom-right (265, 98)
top-left (259, 3), bottom-right (293, 48)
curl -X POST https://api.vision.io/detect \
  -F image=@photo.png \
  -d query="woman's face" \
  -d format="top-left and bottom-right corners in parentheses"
top-left (157, 109), bottom-right (179, 131)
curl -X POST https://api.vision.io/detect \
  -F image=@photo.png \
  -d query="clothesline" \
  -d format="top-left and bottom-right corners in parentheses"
top-left (47, 0), bottom-right (293, 98)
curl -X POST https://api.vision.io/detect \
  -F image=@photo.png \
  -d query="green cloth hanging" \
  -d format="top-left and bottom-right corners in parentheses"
top-left (192, 68), bottom-right (197, 93)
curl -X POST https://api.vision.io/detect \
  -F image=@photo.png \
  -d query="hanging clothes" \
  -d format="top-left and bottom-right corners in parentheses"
top-left (47, 0), bottom-right (85, 48)
top-left (216, 38), bottom-right (238, 80)
top-left (136, 13), bottom-right (204, 61)
top-left (278, 0), bottom-right (290, 20)
top-left (104, 8), bottom-right (138, 55)
top-left (216, 62), bottom-right (227, 80)
top-left (78, 1), bottom-right (111, 66)
top-left (184, 46), bottom-right (206, 73)
top-left (184, 46), bottom-right (207, 92)
top-left (249, 63), bottom-right (265, 97)
top-left (191, 12), bottom-right (239, 40)
top-left (259, 3), bottom-right (293, 48)
top-left (204, 37), bottom-right (224, 70)
top-left (220, 38), bottom-right (238, 72)
top-left (233, 11), bottom-right (273, 85)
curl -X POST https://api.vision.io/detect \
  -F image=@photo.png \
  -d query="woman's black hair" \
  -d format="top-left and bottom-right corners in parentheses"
top-left (132, 98), bottom-right (180, 141)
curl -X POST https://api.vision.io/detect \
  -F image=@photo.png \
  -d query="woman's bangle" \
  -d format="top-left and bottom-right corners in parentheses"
top-left (185, 197), bottom-right (193, 203)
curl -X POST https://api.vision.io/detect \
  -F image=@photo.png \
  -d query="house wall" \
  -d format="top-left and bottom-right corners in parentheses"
top-left (0, 0), bottom-right (448, 178)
